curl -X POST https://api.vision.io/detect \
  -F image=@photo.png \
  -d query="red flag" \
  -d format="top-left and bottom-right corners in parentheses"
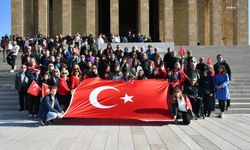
top-left (207, 57), bottom-right (212, 65)
top-left (27, 81), bottom-right (41, 96)
top-left (178, 45), bottom-right (186, 57)
top-left (42, 83), bottom-right (50, 98)
top-left (63, 78), bottom-right (173, 121)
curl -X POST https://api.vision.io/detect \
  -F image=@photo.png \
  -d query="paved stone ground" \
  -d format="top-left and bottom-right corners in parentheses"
top-left (0, 46), bottom-right (250, 150)
top-left (1, 114), bottom-right (250, 150)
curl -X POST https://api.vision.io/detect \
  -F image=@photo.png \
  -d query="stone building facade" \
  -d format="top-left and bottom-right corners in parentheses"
top-left (12, 0), bottom-right (248, 45)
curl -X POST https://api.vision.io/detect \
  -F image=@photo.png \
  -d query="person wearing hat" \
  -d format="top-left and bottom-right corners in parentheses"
top-left (171, 88), bottom-right (192, 125)
top-left (38, 86), bottom-right (64, 126)
top-left (15, 65), bottom-right (29, 111)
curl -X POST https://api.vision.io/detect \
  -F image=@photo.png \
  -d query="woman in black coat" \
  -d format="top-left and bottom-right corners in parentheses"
top-left (199, 70), bottom-right (215, 117)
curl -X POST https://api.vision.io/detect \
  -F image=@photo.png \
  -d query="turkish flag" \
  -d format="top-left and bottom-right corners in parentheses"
top-left (207, 56), bottom-right (212, 65)
top-left (27, 81), bottom-right (41, 96)
top-left (178, 45), bottom-right (186, 57)
top-left (63, 78), bottom-right (173, 121)
top-left (42, 83), bottom-right (50, 98)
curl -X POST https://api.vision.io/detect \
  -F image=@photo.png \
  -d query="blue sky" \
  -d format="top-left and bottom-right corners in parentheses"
top-left (0, 0), bottom-right (250, 44)
top-left (0, 0), bottom-right (11, 37)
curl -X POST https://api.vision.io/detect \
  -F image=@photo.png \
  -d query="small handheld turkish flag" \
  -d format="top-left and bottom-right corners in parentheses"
top-left (42, 83), bottom-right (50, 98)
top-left (178, 45), bottom-right (186, 58)
top-left (27, 81), bottom-right (41, 96)
top-left (63, 77), bottom-right (173, 121)
top-left (207, 57), bottom-right (212, 65)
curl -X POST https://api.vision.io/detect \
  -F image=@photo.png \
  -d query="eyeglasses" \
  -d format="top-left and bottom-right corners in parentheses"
top-left (62, 72), bottom-right (67, 74)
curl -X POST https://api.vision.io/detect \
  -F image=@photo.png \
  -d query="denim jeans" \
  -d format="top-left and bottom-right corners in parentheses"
top-left (46, 111), bottom-right (58, 121)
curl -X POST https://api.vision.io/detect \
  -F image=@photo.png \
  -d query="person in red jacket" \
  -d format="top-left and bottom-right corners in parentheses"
top-left (69, 69), bottom-right (81, 90)
top-left (57, 70), bottom-right (71, 111)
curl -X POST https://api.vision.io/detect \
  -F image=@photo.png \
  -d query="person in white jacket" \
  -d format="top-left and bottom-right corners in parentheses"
top-left (7, 41), bottom-right (19, 73)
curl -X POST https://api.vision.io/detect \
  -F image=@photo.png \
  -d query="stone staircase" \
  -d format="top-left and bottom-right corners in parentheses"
top-left (0, 56), bottom-right (21, 115)
top-left (225, 74), bottom-right (250, 114)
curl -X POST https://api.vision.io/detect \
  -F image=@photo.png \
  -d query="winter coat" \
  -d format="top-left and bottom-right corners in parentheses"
top-left (214, 73), bottom-right (230, 100)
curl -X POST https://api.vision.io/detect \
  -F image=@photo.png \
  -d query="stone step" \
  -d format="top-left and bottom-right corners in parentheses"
top-left (0, 111), bottom-right (28, 116)
top-left (0, 86), bottom-right (16, 92)
top-left (230, 94), bottom-right (250, 98)
top-left (231, 79), bottom-right (250, 82)
top-left (229, 82), bottom-right (250, 86)
top-left (229, 85), bottom-right (250, 88)
top-left (216, 102), bottom-right (250, 108)
top-left (0, 85), bottom-right (15, 88)
top-left (230, 90), bottom-right (250, 94)
top-left (0, 96), bottom-right (19, 100)
top-left (0, 100), bottom-right (19, 105)
top-left (213, 108), bottom-right (250, 114)
top-left (0, 77), bottom-right (15, 83)
top-left (230, 98), bottom-right (250, 103)
top-left (0, 105), bottom-right (19, 111)
top-left (0, 91), bottom-right (18, 96)
top-left (0, 79), bottom-right (15, 85)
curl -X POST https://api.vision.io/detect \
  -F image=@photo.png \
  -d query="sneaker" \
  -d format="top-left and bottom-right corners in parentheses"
top-left (28, 114), bottom-right (33, 118)
top-left (207, 112), bottom-right (211, 117)
top-left (221, 112), bottom-right (225, 119)
top-left (33, 114), bottom-right (38, 118)
top-left (10, 70), bottom-right (14, 73)
top-left (40, 120), bottom-right (47, 126)
top-left (14, 66), bottom-right (17, 70)
top-left (218, 113), bottom-right (221, 118)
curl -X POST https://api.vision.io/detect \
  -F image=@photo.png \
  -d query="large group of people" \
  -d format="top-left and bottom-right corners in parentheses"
top-left (0, 33), bottom-right (231, 125)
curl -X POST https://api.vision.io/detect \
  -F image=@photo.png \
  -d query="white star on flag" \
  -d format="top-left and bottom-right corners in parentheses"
top-left (120, 94), bottom-right (134, 103)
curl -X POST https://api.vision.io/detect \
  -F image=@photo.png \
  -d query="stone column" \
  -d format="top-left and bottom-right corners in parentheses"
top-left (110, 0), bottom-right (119, 35)
top-left (38, 0), bottom-right (48, 35)
top-left (204, 0), bottom-right (211, 45)
top-left (52, 0), bottom-right (62, 35)
top-left (138, 0), bottom-right (149, 36)
top-left (62, 0), bottom-right (72, 36)
top-left (237, 0), bottom-right (248, 45)
top-left (211, 0), bottom-right (222, 45)
top-left (85, 0), bottom-right (97, 36)
top-left (11, 0), bottom-right (24, 36)
top-left (159, 0), bottom-right (174, 42)
top-left (188, 0), bottom-right (198, 45)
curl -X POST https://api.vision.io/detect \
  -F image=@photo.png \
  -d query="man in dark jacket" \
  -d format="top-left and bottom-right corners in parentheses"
top-left (214, 54), bottom-right (231, 80)
top-left (15, 65), bottom-right (29, 111)
top-left (38, 86), bottom-right (63, 126)
top-left (184, 76), bottom-right (202, 119)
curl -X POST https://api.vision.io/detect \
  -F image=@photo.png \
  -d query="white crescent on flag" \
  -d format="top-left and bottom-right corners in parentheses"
top-left (89, 86), bottom-right (119, 109)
